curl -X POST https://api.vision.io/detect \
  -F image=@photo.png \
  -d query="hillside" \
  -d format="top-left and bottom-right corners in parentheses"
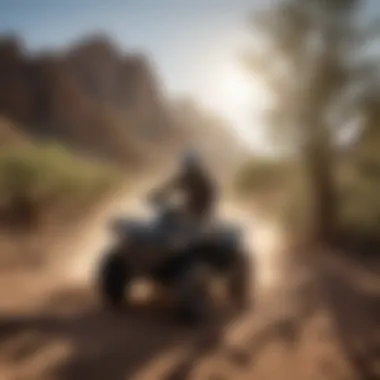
top-left (0, 34), bottom-right (244, 169)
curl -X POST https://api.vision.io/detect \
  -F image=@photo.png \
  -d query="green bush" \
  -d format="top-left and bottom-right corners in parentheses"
top-left (0, 142), bottom-right (121, 222)
top-left (234, 151), bottom-right (380, 244)
top-left (335, 157), bottom-right (380, 240)
top-left (234, 157), bottom-right (310, 236)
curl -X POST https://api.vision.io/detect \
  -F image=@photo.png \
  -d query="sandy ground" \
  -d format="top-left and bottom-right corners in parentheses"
top-left (0, 180), bottom-right (379, 380)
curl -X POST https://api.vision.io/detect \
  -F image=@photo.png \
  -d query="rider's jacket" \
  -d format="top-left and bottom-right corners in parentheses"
top-left (160, 166), bottom-right (217, 218)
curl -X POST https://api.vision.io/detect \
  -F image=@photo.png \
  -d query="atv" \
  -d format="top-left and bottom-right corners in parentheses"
top-left (96, 194), bottom-right (254, 325)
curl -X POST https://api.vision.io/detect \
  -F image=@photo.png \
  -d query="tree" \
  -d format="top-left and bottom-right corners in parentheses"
top-left (244, 0), bottom-right (380, 243)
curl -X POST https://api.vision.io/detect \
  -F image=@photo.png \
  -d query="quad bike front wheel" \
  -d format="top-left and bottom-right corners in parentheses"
top-left (173, 263), bottom-right (212, 326)
top-left (98, 250), bottom-right (130, 308)
top-left (227, 250), bottom-right (254, 311)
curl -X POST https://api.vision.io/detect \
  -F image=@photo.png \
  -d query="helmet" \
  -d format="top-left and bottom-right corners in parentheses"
top-left (181, 148), bottom-right (201, 170)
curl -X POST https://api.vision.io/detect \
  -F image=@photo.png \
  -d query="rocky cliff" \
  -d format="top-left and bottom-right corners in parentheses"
top-left (0, 34), bottom-right (244, 169)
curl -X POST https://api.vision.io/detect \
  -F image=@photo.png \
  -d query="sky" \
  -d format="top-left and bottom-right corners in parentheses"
top-left (0, 1), bottom-right (259, 96)
top-left (0, 0), bottom-right (379, 151)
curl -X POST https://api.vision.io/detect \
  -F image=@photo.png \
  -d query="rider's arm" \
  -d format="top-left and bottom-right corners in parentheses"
top-left (156, 172), bottom-right (184, 198)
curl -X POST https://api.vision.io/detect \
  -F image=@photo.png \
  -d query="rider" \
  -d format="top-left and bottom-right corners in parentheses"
top-left (152, 148), bottom-right (217, 232)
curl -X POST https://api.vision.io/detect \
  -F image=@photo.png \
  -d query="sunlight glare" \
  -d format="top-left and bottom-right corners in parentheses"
top-left (202, 61), bottom-right (273, 150)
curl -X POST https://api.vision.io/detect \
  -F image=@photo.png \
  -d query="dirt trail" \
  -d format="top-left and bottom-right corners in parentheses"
top-left (0, 179), bottom-right (378, 380)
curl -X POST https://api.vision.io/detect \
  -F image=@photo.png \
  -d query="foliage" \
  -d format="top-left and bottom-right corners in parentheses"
top-left (0, 142), bottom-right (121, 222)
top-left (235, 140), bottom-right (380, 245)
top-left (242, 0), bottom-right (380, 243)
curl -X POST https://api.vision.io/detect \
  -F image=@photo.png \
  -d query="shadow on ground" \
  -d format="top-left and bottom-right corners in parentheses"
top-left (0, 281), bottom-right (319, 380)
top-left (0, 286), bottom-right (247, 380)
top-left (1, 249), bottom-right (379, 380)
top-left (319, 253), bottom-right (380, 380)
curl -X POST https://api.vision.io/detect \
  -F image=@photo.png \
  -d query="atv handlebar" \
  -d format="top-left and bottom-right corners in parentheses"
top-left (147, 189), bottom-right (164, 206)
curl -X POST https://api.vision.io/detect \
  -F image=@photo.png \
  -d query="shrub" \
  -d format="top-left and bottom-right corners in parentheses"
top-left (0, 142), bottom-right (121, 226)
